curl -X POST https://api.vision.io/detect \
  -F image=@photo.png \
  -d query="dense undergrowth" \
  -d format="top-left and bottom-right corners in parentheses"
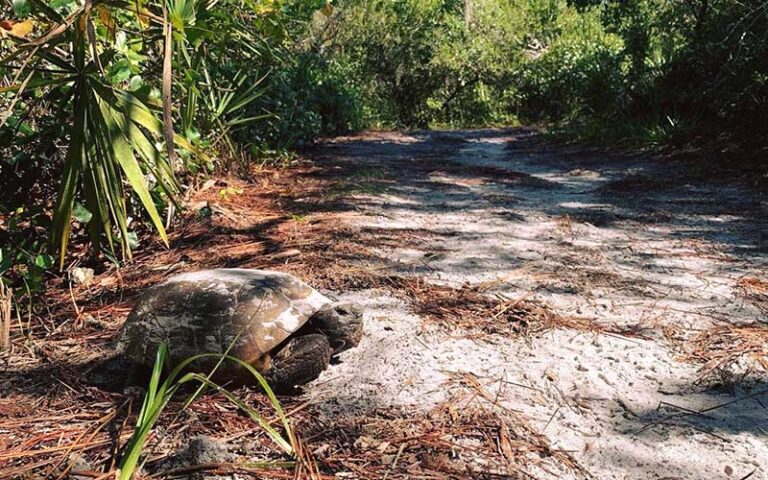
top-left (1, 0), bottom-right (766, 292)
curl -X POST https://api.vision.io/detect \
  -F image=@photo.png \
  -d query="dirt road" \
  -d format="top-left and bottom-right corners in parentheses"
top-left (302, 129), bottom-right (768, 479)
top-left (3, 128), bottom-right (766, 479)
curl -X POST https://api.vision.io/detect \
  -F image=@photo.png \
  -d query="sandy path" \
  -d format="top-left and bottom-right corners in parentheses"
top-left (303, 129), bottom-right (768, 479)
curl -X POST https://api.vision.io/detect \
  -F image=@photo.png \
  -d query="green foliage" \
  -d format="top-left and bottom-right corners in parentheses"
top-left (306, 0), bottom-right (622, 128)
top-left (315, 0), bottom-right (465, 127)
top-left (0, 0), bottom-right (323, 280)
top-left (514, 7), bottom-right (623, 122)
top-left (118, 342), bottom-right (294, 480)
top-left (0, 205), bottom-right (54, 291)
top-left (1, 0), bottom-right (188, 268)
top-left (244, 52), bottom-right (364, 148)
top-left (1, 0), bottom-right (765, 295)
top-left (651, 0), bottom-right (768, 143)
top-left (563, 0), bottom-right (768, 147)
top-left (300, 0), bottom-right (766, 148)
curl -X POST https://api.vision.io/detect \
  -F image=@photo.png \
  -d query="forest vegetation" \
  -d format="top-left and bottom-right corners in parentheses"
top-left (2, 1), bottom-right (768, 478)
top-left (1, 0), bottom-right (766, 293)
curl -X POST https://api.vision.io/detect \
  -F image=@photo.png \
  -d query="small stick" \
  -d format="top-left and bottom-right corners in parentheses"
top-left (0, 282), bottom-right (11, 351)
top-left (382, 443), bottom-right (406, 480)
top-left (543, 406), bottom-right (560, 432)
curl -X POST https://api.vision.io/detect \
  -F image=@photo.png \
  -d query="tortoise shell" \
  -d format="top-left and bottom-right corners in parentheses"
top-left (117, 269), bottom-right (331, 374)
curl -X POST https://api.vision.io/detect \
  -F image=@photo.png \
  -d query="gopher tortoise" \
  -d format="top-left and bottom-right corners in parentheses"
top-left (117, 269), bottom-right (363, 391)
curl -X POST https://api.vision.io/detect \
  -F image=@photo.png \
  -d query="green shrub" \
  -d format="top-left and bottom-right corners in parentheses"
top-left (0, 0), bottom-right (325, 282)
top-left (243, 53), bottom-right (364, 148)
top-left (515, 36), bottom-right (623, 122)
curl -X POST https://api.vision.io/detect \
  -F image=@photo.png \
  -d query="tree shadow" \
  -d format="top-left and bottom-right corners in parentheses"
top-left (6, 127), bottom-right (765, 477)
top-left (292, 128), bottom-right (768, 478)
top-left (603, 380), bottom-right (768, 478)
top-left (296, 128), bottom-right (768, 323)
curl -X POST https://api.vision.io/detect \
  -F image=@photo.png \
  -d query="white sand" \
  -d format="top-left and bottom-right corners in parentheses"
top-left (306, 130), bottom-right (768, 479)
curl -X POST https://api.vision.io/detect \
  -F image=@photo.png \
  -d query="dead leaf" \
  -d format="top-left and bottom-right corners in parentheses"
top-left (544, 367), bottom-right (559, 382)
top-left (96, 6), bottom-right (116, 39)
top-left (499, 420), bottom-right (514, 461)
top-left (354, 435), bottom-right (378, 450)
top-left (0, 19), bottom-right (34, 38)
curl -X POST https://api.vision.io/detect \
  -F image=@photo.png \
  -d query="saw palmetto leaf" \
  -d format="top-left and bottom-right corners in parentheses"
top-left (4, 0), bottom-right (278, 268)
top-left (50, 81), bottom-right (88, 268)
top-left (17, 0), bottom-right (187, 267)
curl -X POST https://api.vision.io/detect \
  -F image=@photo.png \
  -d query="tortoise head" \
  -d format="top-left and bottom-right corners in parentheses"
top-left (309, 302), bottom-right (364, 354)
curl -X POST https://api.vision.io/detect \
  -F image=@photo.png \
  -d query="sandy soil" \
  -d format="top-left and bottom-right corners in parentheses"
top-left (3, 128), bottom-right (766, 480)
top-left (303, 129), bottom-right (768, 479)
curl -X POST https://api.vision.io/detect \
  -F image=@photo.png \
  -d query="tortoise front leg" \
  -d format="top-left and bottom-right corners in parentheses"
top-left (265, 334), bottom-right (332, 393)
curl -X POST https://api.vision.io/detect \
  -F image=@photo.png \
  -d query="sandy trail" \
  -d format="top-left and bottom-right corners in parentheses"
top-left (304, 129), bottom-right (768, 479)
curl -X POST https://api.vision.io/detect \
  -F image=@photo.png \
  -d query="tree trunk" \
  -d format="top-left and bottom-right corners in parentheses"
top-left (464, 0), bottom-right (473, 27)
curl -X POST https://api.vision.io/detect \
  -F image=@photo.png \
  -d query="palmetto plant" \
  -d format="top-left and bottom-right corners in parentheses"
top-left (0, 0), bottom-right (275, 267)
top-left (2, 0), bottom-right (185, 266)
top-left (188, 66), bottom-right (272, 156)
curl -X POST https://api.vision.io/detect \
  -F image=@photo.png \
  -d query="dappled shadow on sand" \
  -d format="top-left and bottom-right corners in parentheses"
top-left (320, 130), bottom-right (763, 290)
top-left (296, 129), bottom-right (768, 321)
top-left (599, 381), bottom-right (768, 479)
top-left (296, 129), bottom-right (768, 478)
top-left (305, 128), bottom-right (768, 257)
top-left (4, 128), bottom-right (767, 478)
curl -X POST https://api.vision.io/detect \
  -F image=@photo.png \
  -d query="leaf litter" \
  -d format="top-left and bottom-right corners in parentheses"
top-left (3, 130), bottom-right (768, 479)
top-left (0, 141), bottom-right (594, 479)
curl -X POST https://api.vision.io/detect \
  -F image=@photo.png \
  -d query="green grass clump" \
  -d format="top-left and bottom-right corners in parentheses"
top-left (117, 343), bottom-right (294, 480)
